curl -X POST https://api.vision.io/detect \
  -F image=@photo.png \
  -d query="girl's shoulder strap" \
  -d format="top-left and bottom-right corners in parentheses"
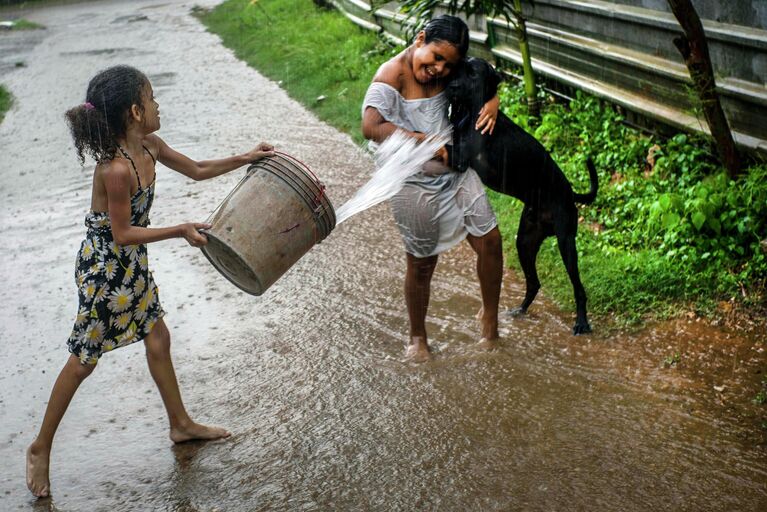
top-left (142, 145), bottom-right (157, 165)
top-left (116, 143), bottom-right (142, 189)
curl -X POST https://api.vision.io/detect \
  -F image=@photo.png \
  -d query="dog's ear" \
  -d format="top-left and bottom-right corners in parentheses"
top-left (484, 61), bottom-right (501, 101)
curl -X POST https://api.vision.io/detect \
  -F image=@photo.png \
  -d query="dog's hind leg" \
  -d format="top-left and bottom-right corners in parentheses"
top-left (509, 209), bottom-right (547, 317)
top-left (554, 216), bottom-right (591, 335)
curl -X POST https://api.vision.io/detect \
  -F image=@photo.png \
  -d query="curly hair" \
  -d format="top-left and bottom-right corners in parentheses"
top-left (65, 65), bottom-right (149, 164)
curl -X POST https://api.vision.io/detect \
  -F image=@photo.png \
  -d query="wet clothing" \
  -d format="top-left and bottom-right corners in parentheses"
top-left (67, 147), bottom-right (165, 365)
top-left (362, 81), bottom-right (497, 258)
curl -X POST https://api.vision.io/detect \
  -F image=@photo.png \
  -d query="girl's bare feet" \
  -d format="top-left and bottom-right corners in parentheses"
top-left (26, 443), bottom-right (51, 498)
top-left (476, 306), bottom-right (499, 342)
top-left (405, 336), bottom-right (431, 362)
top-left (476, 337), bottom-right (498, 350)
top-left (170, 421), bottom-right (231, 444)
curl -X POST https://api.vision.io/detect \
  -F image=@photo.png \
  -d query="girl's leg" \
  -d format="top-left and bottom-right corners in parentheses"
top-left (27, 354), bottom-right (96, 498)
top-left (466, 227), bottom-right (503, 343)
top-left (404, 253), bottom-right (439, 361)
top-left (143, 318), bottom-right (230, 443)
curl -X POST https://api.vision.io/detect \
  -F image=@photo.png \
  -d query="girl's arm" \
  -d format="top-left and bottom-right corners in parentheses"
top-left (151, 134), bottom-right (275, 181)
top-left (104, 160), bottom-right (209, 247)
top-left (475, 94), bottom-right (499, 135)
top-left (362, 107), bottom-right (449, 166)
top-left (362, 107), bottom-right (450, 166)
top-left (361, 107), bottom-right (425, 143)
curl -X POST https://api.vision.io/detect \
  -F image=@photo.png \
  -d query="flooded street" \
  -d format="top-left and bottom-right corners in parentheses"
top-left (1, 1), bottom-right (765, 510)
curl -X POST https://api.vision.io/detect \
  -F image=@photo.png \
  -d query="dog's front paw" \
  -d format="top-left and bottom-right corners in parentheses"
top-left (506, 306), bottom-right (527, 318)
top-left (572, 322), bottom-right (592, 335)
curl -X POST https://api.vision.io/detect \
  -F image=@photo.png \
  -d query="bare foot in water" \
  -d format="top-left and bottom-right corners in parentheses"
top-left (476, 337), bottom-right (499, 351)
top-left (170, 421), bottom-right (231, 443)
top-left (26, 443), bottom-right (51, 498)
top-left (405, 337), bottom-right (431, 362)
top-left (476, 307), bottom-right (499, 341)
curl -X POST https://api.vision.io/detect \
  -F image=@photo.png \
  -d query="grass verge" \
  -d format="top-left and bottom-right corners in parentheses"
top-left (196, 0), bottom-right (399, 145)
top-left (5, 18), bottom-right (44, 29)
top-left (0, 84), bottom-right (12, 124)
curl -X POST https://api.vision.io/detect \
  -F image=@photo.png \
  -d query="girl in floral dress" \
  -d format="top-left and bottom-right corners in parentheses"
top-left (26, 65), bottom-right (275, 498)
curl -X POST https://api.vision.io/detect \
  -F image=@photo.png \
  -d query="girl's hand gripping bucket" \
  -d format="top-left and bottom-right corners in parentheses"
top-left (200, 152), bottom-right (335, 295)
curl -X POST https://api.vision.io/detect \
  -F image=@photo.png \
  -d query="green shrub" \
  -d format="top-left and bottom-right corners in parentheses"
top-left (495, 81), bottom-right (767, 319)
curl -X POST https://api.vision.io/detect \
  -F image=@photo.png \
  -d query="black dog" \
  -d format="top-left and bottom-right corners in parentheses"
top-left (445, 57), bottom-right (598, 334)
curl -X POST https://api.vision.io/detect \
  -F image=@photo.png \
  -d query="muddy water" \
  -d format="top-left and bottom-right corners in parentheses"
top-left (0, 1), bottom-right (765, 511)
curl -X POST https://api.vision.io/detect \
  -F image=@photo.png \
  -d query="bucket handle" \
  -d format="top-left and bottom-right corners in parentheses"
top-left (273, 151), bottom-right (327, 207)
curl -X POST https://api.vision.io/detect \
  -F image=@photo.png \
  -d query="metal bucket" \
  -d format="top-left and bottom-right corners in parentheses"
top-left (201, 152), bottom-right (335, 295)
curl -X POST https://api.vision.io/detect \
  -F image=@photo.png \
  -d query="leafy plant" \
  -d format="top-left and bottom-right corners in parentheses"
top-left (399, 0), bottom-right (518, 22)
top-left (492, 79), bottom-right (767, 321)
top-left (663, 353), bottom-right (681, 368)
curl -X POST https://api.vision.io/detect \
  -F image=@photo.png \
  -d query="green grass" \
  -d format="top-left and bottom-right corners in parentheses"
top-left (199, 0), bottom-right (766, 328)
top-left (0, 17), bottom-right (44, 29)
top-left (0, 84), bottom-right (12, 124)
top-left (8, 18), bottom-right (44, 29)
top-left (489, 190), bottom-right (697, 325)
top-left (197, 0), bottom-right (401, 145)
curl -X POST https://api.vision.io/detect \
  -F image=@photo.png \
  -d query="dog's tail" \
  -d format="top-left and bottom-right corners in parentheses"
top-left (573, 158), bottom-right (598, 204)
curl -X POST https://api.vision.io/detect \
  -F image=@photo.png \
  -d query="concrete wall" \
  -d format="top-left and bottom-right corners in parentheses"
top-left (330, 0), bottom-right (767, 154)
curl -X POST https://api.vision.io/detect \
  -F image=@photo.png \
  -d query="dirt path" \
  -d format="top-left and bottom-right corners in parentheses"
top-left (0, 1), bottom-right (765, 510)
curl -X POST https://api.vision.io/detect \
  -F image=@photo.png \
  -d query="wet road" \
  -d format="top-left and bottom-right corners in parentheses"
top-left (1, 1), bottom-right (766, 511)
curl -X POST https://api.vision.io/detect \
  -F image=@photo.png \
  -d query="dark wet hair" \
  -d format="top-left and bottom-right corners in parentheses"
top-left (65, 65), bottom-right (150, 164)
top-left (422, 14), bottom-right (470, 59)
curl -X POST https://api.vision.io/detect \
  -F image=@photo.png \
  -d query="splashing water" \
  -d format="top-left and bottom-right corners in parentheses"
top-left (335, 129), bottom-right (451, 225)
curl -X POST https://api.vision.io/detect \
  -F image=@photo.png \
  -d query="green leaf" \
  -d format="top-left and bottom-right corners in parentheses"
top-left (662, 212), bottom-right (681, 229)
top-left (691, 211), bottom-right (706, 230)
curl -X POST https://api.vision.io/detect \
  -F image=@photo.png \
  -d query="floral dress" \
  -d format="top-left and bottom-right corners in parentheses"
top-left (67, 148), bottom-right (165, 365)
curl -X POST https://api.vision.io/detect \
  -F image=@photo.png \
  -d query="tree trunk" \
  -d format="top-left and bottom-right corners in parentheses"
top-left (513, 0), bottom-right (540, 119)
top-left (667, 0), bottom-right (741, 178)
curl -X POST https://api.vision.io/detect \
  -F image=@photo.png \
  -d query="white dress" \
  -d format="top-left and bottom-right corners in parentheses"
top-left (362, 81), bottom-right (497, 258)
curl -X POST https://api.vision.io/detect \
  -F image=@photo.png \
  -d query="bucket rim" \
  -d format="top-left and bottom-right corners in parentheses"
top-left (200, 231), bottom-right (265, 296)
top-left (258, 161), bottom-right (335, 230)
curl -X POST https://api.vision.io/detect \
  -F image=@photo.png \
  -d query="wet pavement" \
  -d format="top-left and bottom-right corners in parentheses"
top-left (0, 1), bottom-right (766, 511)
